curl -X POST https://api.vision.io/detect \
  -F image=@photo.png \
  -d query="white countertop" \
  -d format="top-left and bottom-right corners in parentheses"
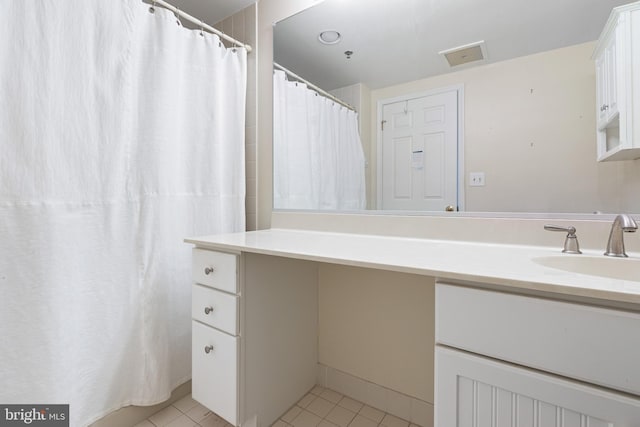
top-left (185, 229), bottom-right (640, 305)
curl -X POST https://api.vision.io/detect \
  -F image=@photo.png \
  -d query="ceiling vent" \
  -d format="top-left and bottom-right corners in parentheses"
top-left (439, 40), bottom-right (487, 67)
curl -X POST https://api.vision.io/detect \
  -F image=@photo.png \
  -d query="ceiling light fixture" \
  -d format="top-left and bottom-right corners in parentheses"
top-left (318, 30), bottom-right (342, 45)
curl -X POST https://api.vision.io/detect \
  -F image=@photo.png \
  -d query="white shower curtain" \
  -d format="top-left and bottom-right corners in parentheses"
top-left (273, 70), bottom-right (366, 210)
top-left (0, 1), bottom-right (246, 426)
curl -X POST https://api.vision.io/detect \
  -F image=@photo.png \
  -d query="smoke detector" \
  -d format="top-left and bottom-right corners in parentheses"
top-left (439, 40), bottom-right (487, 67)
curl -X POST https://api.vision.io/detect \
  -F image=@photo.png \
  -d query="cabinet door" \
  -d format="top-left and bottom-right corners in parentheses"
top-left (596, 51), bottom-right (609, 127)
top-left (435, 346), bottom-right (640, 427)
top-left (605, 34), bottom-right (619, 122)
top-left (192, 321), bottom-right (239, 425)
top-left (596, 34), bottom-right (619, 129)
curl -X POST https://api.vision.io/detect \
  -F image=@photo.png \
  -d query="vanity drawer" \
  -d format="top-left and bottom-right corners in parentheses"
top-left (436, 282), bottom-right (640, 396)
top-left (192, 320), bottom-right (238, 425)
top-left (192, 248), bottom-right (238, 294)
top-left (192, 284), bottom-right (238, 335)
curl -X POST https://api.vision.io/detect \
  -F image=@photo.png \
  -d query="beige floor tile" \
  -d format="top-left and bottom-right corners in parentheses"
top-left (199, 413), bottom-right (227, 427)
top-left (173, 395), bottom-right (200, 414)
top-left (272, 420), bottom-right (290, 427)
top-left (319, 389), bottom-right (343, 404)
top-left (325, 405), bottom-right (356, 427)
top-left (318, 421), bottom-right (339, 427)
top-left (149, 406), bottom-right (182, 427)
top-left (348, 415), bottom-right (378, 427)
top-left (337, 397), bottom-right (363, 413)
top-left (380, 414), bottom-right (409, 427)
top-left (306, 397), bottom-right (336, 418)
top-left (134, 421), bottom-right (155, 427)
top-left (185, 404), bottom-right (213, 423)
top-left (310, 386), bottom-right (326, 396)
top-left (297, 393), bottom-right (316, 408)
top-left (291, 410), bottom-right (323, 427)
top-left (282, 406), bottom-right (303, 423)
top-left (359, 406), bottom-right (385, 423)
top-left (165, 415), bottom-right (198, 427)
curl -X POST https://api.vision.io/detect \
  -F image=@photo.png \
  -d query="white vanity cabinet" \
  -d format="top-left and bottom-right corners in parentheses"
top-left (191, 248), bottom-right (240, 424)
top-left (190, 248), bottom-right (319, 427)
top-left (434, 282), bottom-right (640, 426)
top-left (594, 2), bottom-right (640, 161)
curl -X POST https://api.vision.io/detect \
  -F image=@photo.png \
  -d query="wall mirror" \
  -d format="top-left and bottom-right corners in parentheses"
top-left (273, 0), bottom-right (640, 215)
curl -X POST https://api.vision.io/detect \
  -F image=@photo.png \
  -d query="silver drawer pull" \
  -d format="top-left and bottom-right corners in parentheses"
top-left (204, 306), bottom-right (214, 315)
top-left (204, 267), bottom-right (214, 275)
top-left (204, 345), bottom-right (214, 354)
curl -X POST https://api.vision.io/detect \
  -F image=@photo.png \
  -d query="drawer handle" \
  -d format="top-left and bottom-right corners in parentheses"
top-left (204, 267), bottom-right (215, 275)
top-left (204, 345), bottom-right (214, 354)
top-left (204, 306), bottom-right (214, 315)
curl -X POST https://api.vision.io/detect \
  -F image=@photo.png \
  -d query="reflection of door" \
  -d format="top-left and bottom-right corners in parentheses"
top-left (379, 89), bottom-right (460, 211)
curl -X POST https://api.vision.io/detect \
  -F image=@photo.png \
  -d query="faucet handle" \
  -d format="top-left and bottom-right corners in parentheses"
top-left (544, 225), bottom-right (582, 254)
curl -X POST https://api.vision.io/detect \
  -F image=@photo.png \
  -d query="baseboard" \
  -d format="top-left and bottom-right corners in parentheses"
top-left (317, 365), bottom-right (433, 427)
top-left (89, 380), bottom-right (192, 427)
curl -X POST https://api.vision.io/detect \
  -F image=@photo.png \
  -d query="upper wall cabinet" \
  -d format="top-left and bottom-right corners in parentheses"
top-left (594, 1), bottom-right (640, 161)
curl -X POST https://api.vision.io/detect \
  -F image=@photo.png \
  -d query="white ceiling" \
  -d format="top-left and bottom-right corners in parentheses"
top-left (167, 0), bottom-right (255, 28)
top-left (274, 0), bottom-right (632, 91)
top-left (162, 0), bottom-right (632, 91)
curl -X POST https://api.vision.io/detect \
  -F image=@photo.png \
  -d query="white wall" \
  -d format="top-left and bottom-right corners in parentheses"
top-left (369, 42), bottom-right (640, 213)
top-left (318, 265), bottom-right (435, 403)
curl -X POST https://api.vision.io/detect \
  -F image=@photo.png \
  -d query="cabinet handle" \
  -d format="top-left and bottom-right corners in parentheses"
top-left (204, 306), bottom-right (214, 315)
top-left (204, 267), bottom-right (214, 275)
top-left (204, 345), bottom-right (214, 354)
top-left (601, 104), bottom-right (609, 112)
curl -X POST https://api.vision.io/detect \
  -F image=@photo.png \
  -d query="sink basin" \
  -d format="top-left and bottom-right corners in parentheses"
top-left (533, 255), bottom-right (640, 281)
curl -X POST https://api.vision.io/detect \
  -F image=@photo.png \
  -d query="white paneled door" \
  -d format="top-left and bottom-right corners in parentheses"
top-left (380, 89), bottom-right (459, 211)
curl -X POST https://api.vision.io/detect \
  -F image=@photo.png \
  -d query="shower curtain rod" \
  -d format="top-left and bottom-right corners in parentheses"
top-left (152, 0), bottom-right (252, 52)
top-left (273, 62), bottom-right (356, 111)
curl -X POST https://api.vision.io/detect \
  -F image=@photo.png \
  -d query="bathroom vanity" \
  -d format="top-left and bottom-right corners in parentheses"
top-left (186, 228), bottom-right (640, 427)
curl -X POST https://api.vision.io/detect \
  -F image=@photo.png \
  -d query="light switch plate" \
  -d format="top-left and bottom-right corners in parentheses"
top-left (470, 172), bottom-right (485, 186)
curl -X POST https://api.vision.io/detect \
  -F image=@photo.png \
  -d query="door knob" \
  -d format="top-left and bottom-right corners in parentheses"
top-left (445, 205), bottom-right (455, 212)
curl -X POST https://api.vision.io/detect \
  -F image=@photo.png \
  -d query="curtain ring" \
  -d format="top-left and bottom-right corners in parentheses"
top-left (149, 0), bottom-right (156, 13)
top-left (175, 8), bottom-right (182, 26)
top-left (199, 20), bottom-right (205, 37)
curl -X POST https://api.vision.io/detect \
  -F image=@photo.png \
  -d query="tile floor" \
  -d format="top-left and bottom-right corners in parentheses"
top-left (133, 394), bottom-right (233, 427)
top-left (137, 386), bottom-right (417, 427)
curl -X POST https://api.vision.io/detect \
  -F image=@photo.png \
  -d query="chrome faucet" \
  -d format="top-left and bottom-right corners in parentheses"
top-left (604, 214), bottom-right (638, 257)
